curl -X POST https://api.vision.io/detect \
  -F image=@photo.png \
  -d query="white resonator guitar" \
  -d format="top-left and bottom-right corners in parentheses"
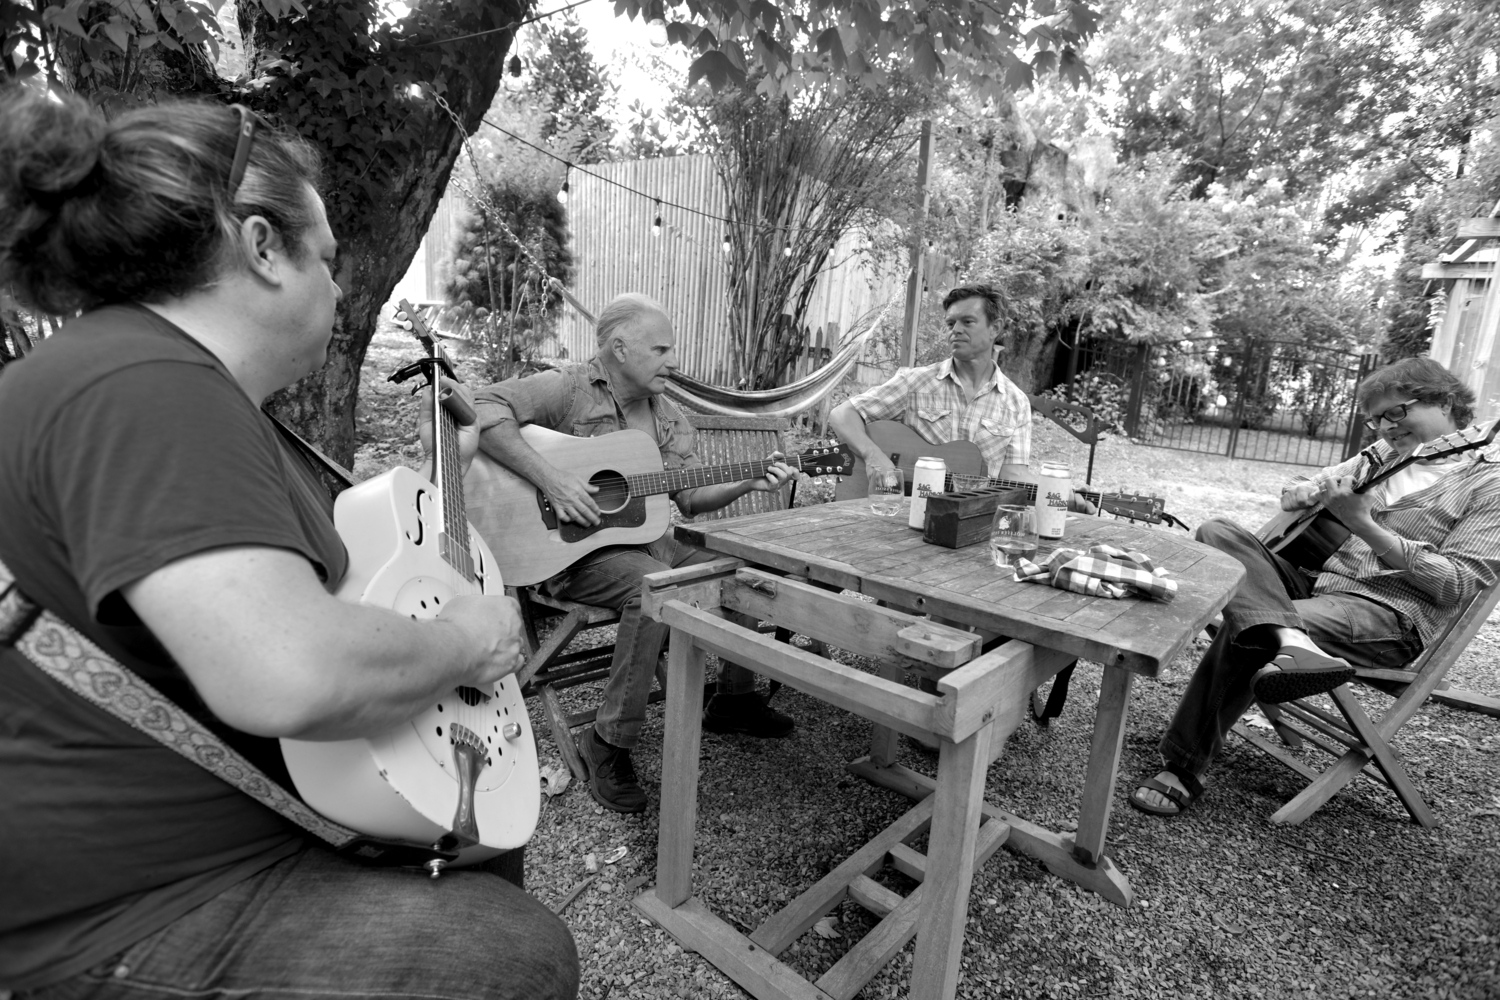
top-left (280, 301), bottom-right (539, 872)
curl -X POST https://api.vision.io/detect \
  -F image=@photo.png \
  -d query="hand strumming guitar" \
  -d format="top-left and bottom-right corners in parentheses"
top-left (436, 593), bottom-right (527, 684)
top-left (542, 467), bottom-right (603, 526)
top-left (1281, 480), bottom-right (1322, 511)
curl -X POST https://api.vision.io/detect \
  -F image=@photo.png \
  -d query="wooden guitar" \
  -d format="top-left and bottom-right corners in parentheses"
top-left (280, 301), bottom-right (539, 871)
top-left (466, 433), bottom-right (853, 586)
top-left (832, 420), bottom-right (1167, 525)
top-left (1259, 419), bottom-right (1500, 572)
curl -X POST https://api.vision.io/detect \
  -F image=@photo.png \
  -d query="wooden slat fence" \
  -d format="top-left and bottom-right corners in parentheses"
top-left (406, 154), bottom-right (907, 385)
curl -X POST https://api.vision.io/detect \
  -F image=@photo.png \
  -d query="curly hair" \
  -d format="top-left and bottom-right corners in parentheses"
top-left (0, 87), bottom-right (323, 315)
top-left (1357, 356), bottom-right (1476, 428)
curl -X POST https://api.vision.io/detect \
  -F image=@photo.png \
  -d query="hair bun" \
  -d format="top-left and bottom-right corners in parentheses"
top-left (0, 91), bottom-right (106, 209)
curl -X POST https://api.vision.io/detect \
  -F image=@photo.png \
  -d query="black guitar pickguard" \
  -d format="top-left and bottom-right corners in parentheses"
top-left (558, 495), bottom-right (650, 543)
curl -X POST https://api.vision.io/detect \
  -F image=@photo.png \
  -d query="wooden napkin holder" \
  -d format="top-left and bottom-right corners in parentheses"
top-left (921, 486), bottom-right (1030, 549)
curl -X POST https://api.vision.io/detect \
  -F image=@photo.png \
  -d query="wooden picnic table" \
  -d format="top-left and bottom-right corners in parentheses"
top-left (633, 499), bottom-right (1243, 1000)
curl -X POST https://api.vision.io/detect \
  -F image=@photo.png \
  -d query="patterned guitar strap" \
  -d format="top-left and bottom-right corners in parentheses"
top-left (0, 416), bottom-right (469, 870)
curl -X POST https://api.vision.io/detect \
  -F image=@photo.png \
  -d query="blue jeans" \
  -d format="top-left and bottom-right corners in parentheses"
top-left (545, 533), bottom-right (755, 749)
top-left (18, 845), bottom-right (578, 1000)
top-left (1160, 519), bottom-right (1423, 776)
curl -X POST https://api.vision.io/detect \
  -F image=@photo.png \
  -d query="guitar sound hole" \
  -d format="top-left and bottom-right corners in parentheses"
top-left (589, 470), bottom-right (630, 513)
top-left (456, 686), bottom-right (488, 707)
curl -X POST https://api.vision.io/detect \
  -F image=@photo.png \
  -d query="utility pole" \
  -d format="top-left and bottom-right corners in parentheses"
top-left (900, 119), bottom-right (933, 369)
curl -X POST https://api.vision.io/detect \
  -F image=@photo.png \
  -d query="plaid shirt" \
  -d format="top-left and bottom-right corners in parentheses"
top-left (847, 359), bottom-right (1032, 475)
top-left (1284, 434), bottom-right (1500, 647)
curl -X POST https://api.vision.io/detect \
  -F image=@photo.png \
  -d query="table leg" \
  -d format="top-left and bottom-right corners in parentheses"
top-left (868, 659), bottom-right (902, 767)
top-left (907, 722), bottom-right (993, 1000)
top-left (1073, 665), bottom-right (1135, 867)
top-left (657, 628), bottom-right (708, 907)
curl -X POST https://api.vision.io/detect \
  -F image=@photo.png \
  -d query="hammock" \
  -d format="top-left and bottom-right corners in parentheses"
top-left (551, 278), bottom-right (882, 418)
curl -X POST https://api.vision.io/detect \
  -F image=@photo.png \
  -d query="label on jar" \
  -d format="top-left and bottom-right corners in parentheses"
top-left (1034, 462), bottom-right (1071, 539)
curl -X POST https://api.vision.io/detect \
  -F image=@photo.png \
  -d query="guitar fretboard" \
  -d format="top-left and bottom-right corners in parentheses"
top-left (944, 473), bottom-right (1103, 509)
top-left (625, 455), bottom-right (814, 497)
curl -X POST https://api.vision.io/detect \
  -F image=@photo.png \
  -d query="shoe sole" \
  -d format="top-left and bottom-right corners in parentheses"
top-left (1252, 664), bottom-right (1356, 704)
top-left (572, 733), bottom-right (647, 814)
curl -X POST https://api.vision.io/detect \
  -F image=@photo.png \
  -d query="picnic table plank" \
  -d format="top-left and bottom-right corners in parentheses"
top-left (680, 501), bottom-right (1242, 677)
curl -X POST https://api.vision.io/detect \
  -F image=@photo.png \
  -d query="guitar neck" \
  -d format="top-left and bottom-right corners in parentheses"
top-left (951, 474), bottom-right (1103, 510)
top-left (432, 389), bottom-right (476, 581)
top-left (632, 455), bottom-right (804, 497)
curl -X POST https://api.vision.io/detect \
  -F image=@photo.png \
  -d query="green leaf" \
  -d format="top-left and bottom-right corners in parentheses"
top-left (101, 17), bottom-right (132, 53)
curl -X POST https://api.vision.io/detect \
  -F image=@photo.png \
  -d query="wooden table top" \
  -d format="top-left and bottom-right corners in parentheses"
top-left (676, 500), bottom-right (1245, 677)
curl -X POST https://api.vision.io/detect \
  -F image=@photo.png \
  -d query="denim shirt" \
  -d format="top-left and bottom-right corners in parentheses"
top-left (473, 357), bottom-right (700, 476)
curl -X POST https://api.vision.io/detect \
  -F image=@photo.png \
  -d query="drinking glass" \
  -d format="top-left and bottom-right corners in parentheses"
top-left (990, 504), bottom-right (1039, 569)
top-left (868, 467), bottom-right (904, 516)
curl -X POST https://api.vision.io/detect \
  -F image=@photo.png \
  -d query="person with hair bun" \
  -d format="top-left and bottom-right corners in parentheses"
top-left (1130, 356), bottom-right (1500, 818)
top-left (0, 89), bottom-right (578, 998)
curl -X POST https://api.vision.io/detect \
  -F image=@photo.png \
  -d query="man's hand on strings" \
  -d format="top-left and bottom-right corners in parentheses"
top-left (417, 378), bottom-right (481, 474)
top-left (1317, 475), bottom-right (1377, 527)
top-left (746, 452), bottom-right (797, 493)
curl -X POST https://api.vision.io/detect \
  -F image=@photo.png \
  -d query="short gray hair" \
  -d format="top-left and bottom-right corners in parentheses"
top-left (596, 292), bottom-right (667, 348)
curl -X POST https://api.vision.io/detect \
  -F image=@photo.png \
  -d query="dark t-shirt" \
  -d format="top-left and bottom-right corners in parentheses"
top-left (0, 305), bottom-right (349, 989)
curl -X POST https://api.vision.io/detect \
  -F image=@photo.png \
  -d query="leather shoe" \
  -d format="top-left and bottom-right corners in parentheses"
top-left (575, 728), bottom-right (647, 813)
top-left (703, 691), bottom-right (795, 738)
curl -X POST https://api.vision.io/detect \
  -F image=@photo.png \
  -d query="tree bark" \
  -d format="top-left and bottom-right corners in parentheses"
top-left (66, 1), bottom-right (528, 466)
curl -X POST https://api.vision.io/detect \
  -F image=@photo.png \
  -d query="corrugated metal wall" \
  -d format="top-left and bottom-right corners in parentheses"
top-left (416, 154), bottom-right (906, 385)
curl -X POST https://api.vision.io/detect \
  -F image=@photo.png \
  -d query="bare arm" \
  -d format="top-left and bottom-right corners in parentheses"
top-left (829, 401), bottom-right (896, 475)
top-left (123, 546), bottom-right (523, 741)
top-left (477, 404), bottom-right (602, 526)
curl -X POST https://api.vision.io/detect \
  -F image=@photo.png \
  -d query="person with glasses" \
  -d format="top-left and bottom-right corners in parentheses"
top-left (0, 90), bottom-right (577, 997)
top-left (1130, 356), bottom-right (1500, 817)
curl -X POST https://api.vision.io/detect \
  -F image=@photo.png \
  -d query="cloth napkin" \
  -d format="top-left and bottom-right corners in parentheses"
top-left (1013, 543), bottom-right (1178, 602)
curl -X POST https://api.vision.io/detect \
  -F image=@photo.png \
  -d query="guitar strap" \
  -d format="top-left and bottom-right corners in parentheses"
top-left (0, 421), bottom-right (469, 869)
top-left (265, 411), bottom-right (359, 494)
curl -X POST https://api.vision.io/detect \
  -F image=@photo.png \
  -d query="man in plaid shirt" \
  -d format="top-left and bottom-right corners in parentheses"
top-left (830, 284), bottom-right (1093, 511)
top-left (1131, 358), bottom-right (1500, 818)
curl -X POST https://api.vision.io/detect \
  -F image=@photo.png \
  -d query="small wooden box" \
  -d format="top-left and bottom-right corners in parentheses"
top-left (922, 487), bottom-right (1030, 549)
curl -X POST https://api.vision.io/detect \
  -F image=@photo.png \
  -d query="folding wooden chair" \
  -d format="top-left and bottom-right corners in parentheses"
top-left (511, 413), bottom-right (795, 782)
top-left (1231, 578), bottom-right (1500, 826)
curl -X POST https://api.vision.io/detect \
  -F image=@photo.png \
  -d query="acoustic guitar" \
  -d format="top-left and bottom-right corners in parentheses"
top-left (1258, 419), bottom-right (1499, 573)
top-left (466, 432), bottom-right (854, 586)
top-left (280, 301), bottom-right (539, 872)
top-left (832, 420), bottom-right (1167, 525)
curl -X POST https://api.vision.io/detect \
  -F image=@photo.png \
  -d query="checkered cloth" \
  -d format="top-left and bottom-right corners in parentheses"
top-left (1013, 543), bottom-right (1178, 602)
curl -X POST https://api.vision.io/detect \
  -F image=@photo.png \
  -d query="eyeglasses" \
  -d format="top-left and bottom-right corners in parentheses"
top-left (1363, 398), bottom-right (1421, 431)
top-left (227, 104), bottom-right (262, 200)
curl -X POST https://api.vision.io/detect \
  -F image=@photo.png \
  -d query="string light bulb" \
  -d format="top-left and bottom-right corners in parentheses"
top-left (722, 232), bottom-right (731, 254)
top-left (783, 245), bottom-right (792, 257)
top-left (652, 199), bottom-right (662, 237)
top-left (646, 16), bottom-right (668, 47)
top-left (557, 166), bottom-right (570, 205)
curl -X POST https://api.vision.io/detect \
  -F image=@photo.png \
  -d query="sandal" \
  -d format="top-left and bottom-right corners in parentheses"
top-left (1128, 763), bottom-right (1204, 817)
top-left (1252, 646), bottom-right (1355, 704)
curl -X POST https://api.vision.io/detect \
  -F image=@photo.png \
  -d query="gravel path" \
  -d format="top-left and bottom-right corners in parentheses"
top-left (355, 332), bottom-right (1500, 1000)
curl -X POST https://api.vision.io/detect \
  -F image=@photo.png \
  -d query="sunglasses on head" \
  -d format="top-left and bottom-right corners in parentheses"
top-left (227, 104), bottom-right (267, 200)
top-left (1363, 398), bottom-right (1421, 431)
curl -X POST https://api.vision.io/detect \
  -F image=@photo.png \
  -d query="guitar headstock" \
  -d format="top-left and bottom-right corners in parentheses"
top-left (1412, 418), bottom-right (1500, 462)
top-left (1099, 493), bottom-right (1166, 525)
top-left (797, 442), bottom-right (855, 478)
top-left (391, 299), bottom-right (457, 385)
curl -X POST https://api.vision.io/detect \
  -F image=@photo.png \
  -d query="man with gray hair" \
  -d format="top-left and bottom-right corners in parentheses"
top-left (473, 293), bottom-right (798, 813)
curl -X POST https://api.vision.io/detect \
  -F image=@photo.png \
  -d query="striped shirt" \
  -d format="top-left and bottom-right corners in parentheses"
top-left (847, 359), bottom-right (1032, 475)
top-left (1284, 435), bottom-right (1500, 647)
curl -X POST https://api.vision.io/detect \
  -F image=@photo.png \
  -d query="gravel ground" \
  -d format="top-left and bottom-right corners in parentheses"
top-left (355, 328), bottom-right (1500, 1000)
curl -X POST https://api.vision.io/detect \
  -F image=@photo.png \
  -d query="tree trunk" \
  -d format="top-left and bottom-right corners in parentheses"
top-left (67, 1), bottom-right (528, 467)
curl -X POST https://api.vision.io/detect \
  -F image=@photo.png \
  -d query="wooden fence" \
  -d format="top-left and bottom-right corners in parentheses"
top-left (401, 154), bottom-right (907, 385)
